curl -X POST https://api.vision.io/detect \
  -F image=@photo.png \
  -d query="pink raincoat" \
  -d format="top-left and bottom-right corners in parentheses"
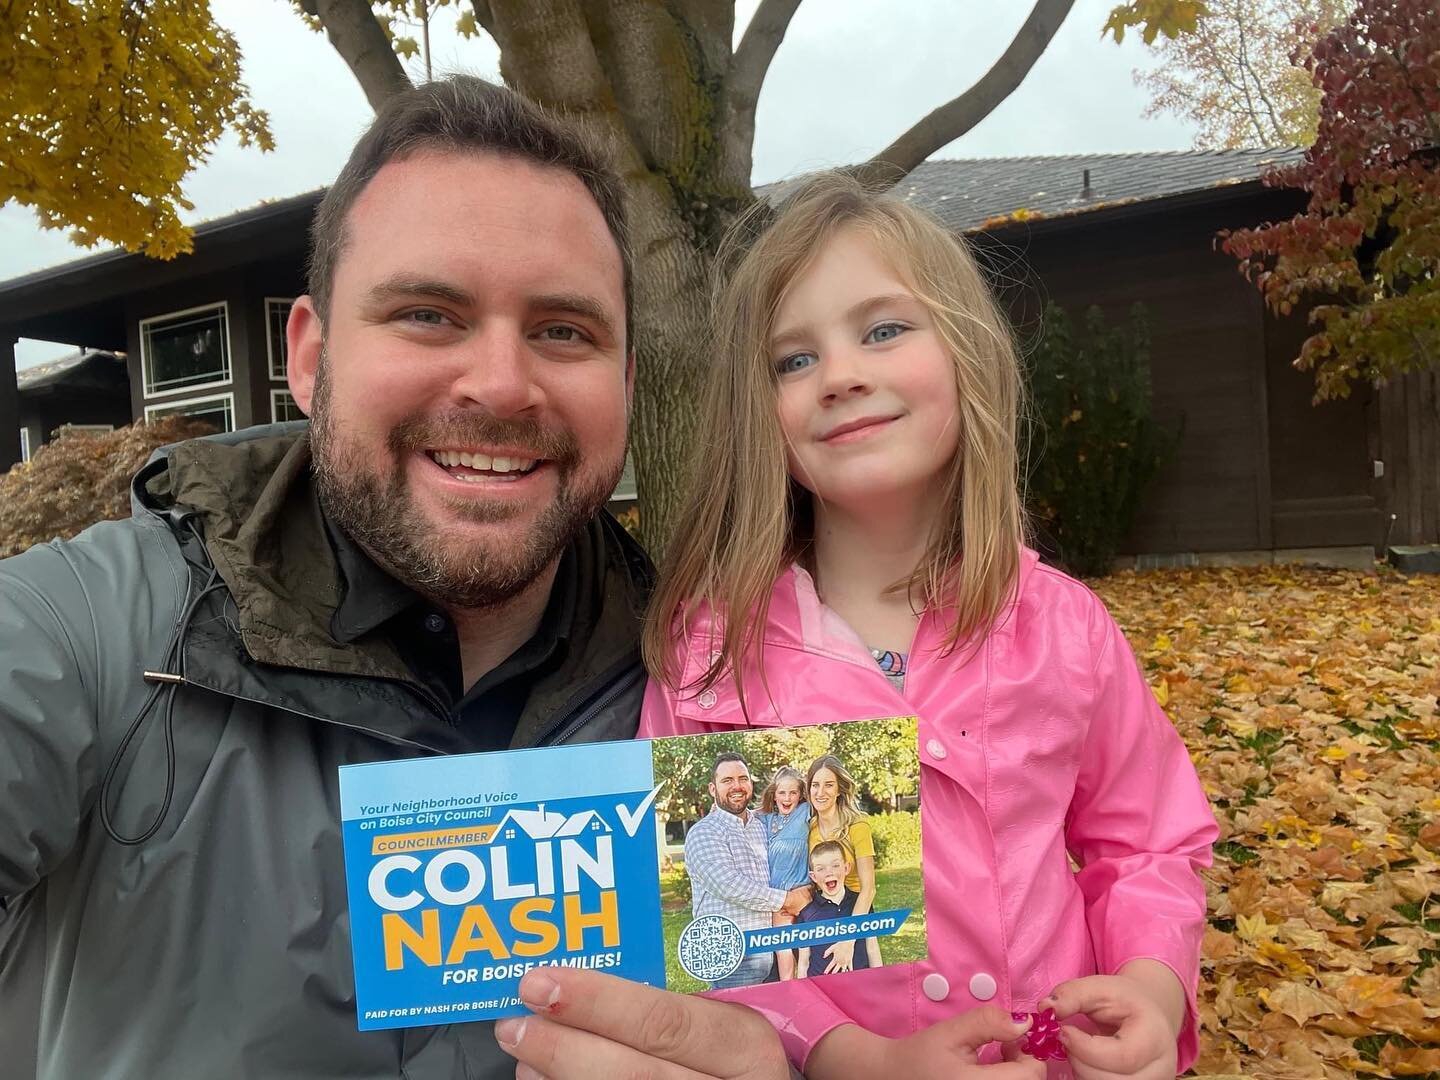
top-left (640, 550), bottom-right (1216, 1074)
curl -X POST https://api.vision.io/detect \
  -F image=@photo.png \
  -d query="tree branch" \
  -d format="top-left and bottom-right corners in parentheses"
top-left (308, 0), bottom-right (411, 110)
top-left (470, 0), bottom-right (497, 38)
top-left (715, 0), bottom-right (803, 189)
top-left (851, 0), bottom-right (1076, 190)
top-left (725, 0), bottom-right (803, 125)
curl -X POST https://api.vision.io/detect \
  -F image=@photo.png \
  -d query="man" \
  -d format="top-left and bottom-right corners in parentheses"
top-left (0, 77), bottom-right (792, 1080)
top-left (683, 754), bottom-right (813, 989)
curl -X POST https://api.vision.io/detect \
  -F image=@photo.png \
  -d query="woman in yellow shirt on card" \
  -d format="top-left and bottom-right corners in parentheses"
top-left (804, 755), bottom-right (880, 973)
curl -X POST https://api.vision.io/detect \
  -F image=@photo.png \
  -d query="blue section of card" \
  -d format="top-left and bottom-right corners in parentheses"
top-left (340, 742), bottom-right (661, 1030)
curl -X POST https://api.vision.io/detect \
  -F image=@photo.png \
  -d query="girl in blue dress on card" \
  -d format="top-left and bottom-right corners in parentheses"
top-left (757, 766), bottom-right (813, 979)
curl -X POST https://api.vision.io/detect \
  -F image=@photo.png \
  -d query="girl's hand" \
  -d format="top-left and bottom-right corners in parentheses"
top-left (1043, 972), bottom-right (1181, 1080)
top-left (809, 1008), bottom-right (1043, 1080)
top-left (822, 938), bottom-right (855, 973)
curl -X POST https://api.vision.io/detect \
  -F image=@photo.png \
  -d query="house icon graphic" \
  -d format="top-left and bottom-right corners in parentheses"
top-left (495, 804), bottom-right (613, 842)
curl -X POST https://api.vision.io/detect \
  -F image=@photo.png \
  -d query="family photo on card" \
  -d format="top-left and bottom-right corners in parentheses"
top-left (655, 719), bottom-right (926, 991)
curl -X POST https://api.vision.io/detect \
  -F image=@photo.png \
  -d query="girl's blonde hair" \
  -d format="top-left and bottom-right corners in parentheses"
top-left (643, 171), bottom-right (1026, 694)
top-left (760, 765), bottom-right (808, 815)
top-left (806, 755), bottom-right (864, 837)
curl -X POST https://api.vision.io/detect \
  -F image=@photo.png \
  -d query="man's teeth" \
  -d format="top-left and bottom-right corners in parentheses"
top-left (429, 450), bottom-right (537, 473)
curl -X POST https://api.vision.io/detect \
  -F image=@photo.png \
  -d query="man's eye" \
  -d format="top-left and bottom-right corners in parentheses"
top-left (864, 322), bottom-right (907, 344)
top-left (403, 309), bottom-right (447, 326)
top-left (775, 352), bottom-right (817, 376)
top-left (540, 325), bottom-right (584, 342)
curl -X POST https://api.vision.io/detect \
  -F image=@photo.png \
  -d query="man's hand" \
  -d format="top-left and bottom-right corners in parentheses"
top-left (1042, 968), bottom-right (1182, 1080)
top-left (808, 1008), bottom-right (1044, 1080)
top-left (781, 885), bottom-right (811, 915)
top-left (495, 967), bottom-right (791, 1080)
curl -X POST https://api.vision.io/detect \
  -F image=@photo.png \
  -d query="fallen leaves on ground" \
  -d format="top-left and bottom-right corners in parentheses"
top-left (1094, 565), bottom-right (1440, 1080)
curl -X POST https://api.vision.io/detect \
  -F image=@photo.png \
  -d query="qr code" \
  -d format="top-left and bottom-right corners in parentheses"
top-left (676, 915), bottom-right (745, 982)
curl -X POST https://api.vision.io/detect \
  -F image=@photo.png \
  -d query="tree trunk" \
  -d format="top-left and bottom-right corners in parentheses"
top-left (626, 198), bottom-right (727, 560)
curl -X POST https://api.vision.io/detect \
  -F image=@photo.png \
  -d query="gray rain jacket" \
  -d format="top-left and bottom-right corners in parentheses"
top-left (0, 425), bottom-right (651, 1078)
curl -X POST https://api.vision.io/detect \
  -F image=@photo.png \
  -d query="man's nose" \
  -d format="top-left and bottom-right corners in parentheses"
top-left (446, 325), bottom-right (544, 418)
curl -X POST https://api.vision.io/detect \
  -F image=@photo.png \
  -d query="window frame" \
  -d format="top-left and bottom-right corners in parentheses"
top-left (139, 301), bottom-right (233, 397)
top-left (143, 391), bottom-right (236, 433)
top-left (610, 450), bottom-right (638, 503)
top-left (265, 297), bottom-right (296, 381)
top-left (18, 426), bottom-right (31, 463)
top-left (270, 389), bottom-right (306, 424)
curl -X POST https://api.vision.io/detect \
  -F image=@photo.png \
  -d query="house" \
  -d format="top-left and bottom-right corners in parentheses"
top-left (883, 150), bottom-right (1437, 557)
top-left (493, 805), bottom-right (612, 842)
top-left (15, 349), bottom-right (131, 461)
top-left (1, 151), bottom-right (1434, 552)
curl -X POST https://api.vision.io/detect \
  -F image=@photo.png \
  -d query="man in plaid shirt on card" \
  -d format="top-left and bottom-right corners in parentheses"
top-left (683, 752), bottom-right (814, 988)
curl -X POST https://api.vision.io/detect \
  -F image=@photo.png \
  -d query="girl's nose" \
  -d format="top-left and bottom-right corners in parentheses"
top-left (818, 346), bottom-right (873, 403)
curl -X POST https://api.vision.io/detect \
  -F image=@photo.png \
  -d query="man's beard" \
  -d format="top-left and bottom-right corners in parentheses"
top-left (309, 356), bottom-right (625, 610)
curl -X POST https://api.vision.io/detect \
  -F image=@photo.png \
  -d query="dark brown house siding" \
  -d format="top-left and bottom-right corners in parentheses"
top-left (979, 190), bottom-right (1378, 555)
top-left (1379, 370), bottom-right (1440, 546)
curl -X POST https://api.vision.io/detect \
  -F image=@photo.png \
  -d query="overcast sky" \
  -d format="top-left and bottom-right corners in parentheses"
top-left (4, 0), bottom-right (1197, 367)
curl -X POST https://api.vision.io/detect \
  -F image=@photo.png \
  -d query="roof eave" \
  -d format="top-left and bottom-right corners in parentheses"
top-left (965, 175), bottom-right (1296, 238)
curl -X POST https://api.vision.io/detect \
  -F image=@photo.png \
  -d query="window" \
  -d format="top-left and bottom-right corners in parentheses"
top-left (140, 303), bottom-right (231, 396)
top-left (266, 298), bottom-right (295, 380)
top-left (144, 392), bottom-right (235, 433)
top-left (18, 426), bottom-right (30, 463)
top-left (271, 389), bottom-right (306, 423)
top-left (611, 451), bottom-right (637, 502)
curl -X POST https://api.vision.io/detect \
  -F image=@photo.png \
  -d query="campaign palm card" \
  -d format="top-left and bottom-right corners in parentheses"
top-left (339, 716), bottom-right (926, 1029)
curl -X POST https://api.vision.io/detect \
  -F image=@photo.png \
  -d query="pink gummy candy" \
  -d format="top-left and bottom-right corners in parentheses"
top-left (1012, 1008), bottom-right (1067, 1062)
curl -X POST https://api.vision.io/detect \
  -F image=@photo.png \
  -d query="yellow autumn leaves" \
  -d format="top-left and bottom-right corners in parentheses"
top-left (1096, 565), bottom-right (1440, 1079)
top-left (0, 0), bottom-right (272, 257)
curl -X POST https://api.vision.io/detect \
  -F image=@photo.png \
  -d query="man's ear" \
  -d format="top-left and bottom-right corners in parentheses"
top-left (286, 296), bottom-right (324, 414)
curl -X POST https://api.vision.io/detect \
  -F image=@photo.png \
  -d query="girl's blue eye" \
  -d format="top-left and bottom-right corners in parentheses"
top-left (865, 322), bottom-right (907, 344)
top-left (775, 352), bottom-right (817, 376)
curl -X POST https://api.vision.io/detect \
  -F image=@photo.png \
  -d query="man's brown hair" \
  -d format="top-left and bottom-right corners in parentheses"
top-left (307, 75), bottom-right (632, 343)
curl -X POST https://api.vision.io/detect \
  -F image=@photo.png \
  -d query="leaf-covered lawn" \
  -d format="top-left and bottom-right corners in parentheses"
top-left (1094, 566), bottom-right (1440, 1079)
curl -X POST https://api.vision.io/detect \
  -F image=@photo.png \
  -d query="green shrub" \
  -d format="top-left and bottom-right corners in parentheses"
top-left (1025, 303), bottom-right (1175, 577)
top-left (869, 810), bottom-right (921, 868)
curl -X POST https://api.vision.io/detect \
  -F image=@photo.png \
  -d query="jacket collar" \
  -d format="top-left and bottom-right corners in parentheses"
top-left (137, 424), bottom-right (652, 748)
top-left (681, 549), bottom-right (1041, 671)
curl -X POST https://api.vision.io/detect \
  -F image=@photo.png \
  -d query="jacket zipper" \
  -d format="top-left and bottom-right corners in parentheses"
top-left (538, 651), bottom-right (645, 747)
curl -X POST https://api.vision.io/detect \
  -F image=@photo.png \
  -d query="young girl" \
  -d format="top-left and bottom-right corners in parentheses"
top-left (803, 755), bottom-right (881, 973)
top-left (639, 174), bottom-right (1217, 1080)
top-left (756, 765), bottom-right (813, 979)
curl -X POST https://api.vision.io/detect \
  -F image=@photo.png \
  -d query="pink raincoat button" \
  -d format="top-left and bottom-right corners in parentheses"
top-left (969, 972), bottom-right (997, 1000)
top-left (921, 973), bottom-right (950, 1001)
